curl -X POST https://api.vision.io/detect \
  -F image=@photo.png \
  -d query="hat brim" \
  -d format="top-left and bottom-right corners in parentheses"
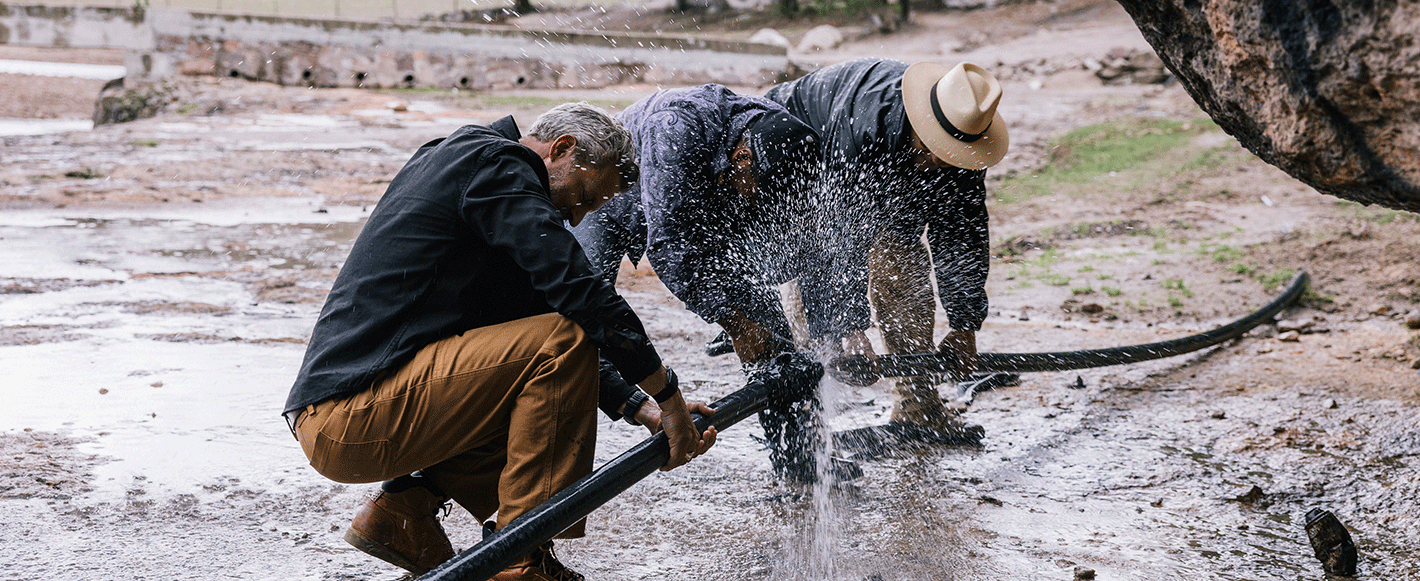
top-left (901, 62), bottom-right (1009, 171)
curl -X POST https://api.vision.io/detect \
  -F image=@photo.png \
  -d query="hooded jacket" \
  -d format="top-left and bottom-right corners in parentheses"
top-left (765, 58), bottom-right (991, 336)
top-left (285, 116), bottom-right (660, 418)
top-left (601, 84), bottom-right (802, 341)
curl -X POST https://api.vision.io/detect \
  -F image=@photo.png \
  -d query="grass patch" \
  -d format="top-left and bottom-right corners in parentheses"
top-left (1040, 273), bottom-right (1072, 286)
top-left (1334, 200), bottom-right (1415, 225)
top-left (129, 140), bottom-right (160, 147)
top-left (1231, 262), bottom-right (1257, 276)
top-left (1257, 269), bottom-right (1296, 290)
top-left (64, 168), bottom-right (104, 179)
top-left (1162, 277), bottom-right (1193, 297)
top-left (1205, 244), bottom-right (1243, 263)
top-left (994, 116), bottom-right (1222, 204)
top-left (1071, 285), bottom-right (1095, 295)
top-left (1102, 286), bottom-right (1123, 297)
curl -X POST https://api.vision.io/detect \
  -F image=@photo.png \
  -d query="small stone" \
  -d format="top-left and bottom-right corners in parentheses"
top-left (1412, 358), bottom-right (1420, 370)
top-left (1369, 303), bottom-right (1392, 316)
top-left (98, 388), bottom-right (109, 395)
top-left (1074, 566), bottom-right (1096, 580)
top-left (1404, 311), bottom-right (1420, 329)
top-left (1081, 303), bottom-right (1104, 314)
top-left (1211, 410), bottom-right (1226, 419)
top-left (1278, 330), bottom-right (1301, 342)
top-left (150, 381), bottom-right (163, 388)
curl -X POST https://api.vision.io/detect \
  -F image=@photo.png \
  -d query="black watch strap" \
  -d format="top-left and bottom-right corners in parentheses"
top-left (623, 389), bottom-right (649, 425)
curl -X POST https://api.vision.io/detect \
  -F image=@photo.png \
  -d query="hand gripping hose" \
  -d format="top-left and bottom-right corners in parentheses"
top-left (416, 271), bottom-right (1308, 580)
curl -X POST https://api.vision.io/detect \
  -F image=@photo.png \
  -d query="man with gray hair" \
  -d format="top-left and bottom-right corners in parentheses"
top-left (283, 102), bottom-right (717, 580)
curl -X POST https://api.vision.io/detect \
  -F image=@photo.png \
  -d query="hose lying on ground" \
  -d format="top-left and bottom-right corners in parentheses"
top-left (849, 270), bottom-right (1310, 380)
top-left (418, 270), bottom-right (1309, 581)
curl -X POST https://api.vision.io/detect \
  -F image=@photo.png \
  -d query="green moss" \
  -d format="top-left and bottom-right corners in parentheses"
top-left (994, 116), bottom-right (1222, 204)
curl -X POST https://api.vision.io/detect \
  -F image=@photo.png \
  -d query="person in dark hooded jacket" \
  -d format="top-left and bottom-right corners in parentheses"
top-left (765, 58), bottom-right (1009, 436)
top-left (572, 84), bottom-right (832, 481)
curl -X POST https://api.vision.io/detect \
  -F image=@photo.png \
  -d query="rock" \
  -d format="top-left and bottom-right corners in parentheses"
top-left (1369, 303), bottom-right (1393, 316)
top-left (1114, 1), bottom-right (1420, 213)
top-left (1232, 484), bottom-right (1267, 506)
top-left (1277, 317), bottom-right (1321, 333)
top-left (749, 28), bottom-right (791, 49)
top-left (1404, 311), bottom-right (1420, 329)
top-left (93, 78), bottom-right (179, 126)
top-left (1081, 303), bottom-right (1105, 314)
top-left (1073, 566), bottom-right (1096, 580)
top-left (796, 25), bottom-right (844, 52)
top-left (1323, 398), bottom-right (1338, 409)
top-left (1094, 48), bottom-right (1170, 85)
top-left (1278, 330), bottom-right (1301, 342)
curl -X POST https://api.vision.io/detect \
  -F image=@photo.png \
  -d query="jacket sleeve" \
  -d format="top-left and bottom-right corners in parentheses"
top-left (925, 170), bottom-right (991, 331)
top-left (460, 147), bottom-right (663, 386)
top-left (638, 110), bottom-right (785, 331)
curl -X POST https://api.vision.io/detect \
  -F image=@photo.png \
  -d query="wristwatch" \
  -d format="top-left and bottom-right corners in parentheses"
top-left (622, 389), bottom-right (649, 425)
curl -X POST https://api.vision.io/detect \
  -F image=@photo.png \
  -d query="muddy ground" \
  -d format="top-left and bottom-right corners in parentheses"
top-left (2, 1), bottom-right (1418, 580)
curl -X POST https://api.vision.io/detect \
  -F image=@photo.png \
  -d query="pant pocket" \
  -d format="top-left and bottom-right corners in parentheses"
top-left (308, 430), bottom-right (392, 484)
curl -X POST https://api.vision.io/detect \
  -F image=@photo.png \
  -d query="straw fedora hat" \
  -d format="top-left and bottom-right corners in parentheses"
top-left (901, 61), bottom-right (1009, 170)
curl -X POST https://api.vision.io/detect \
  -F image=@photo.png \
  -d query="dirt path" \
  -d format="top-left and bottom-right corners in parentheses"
top-left (2, 1), bottom-right (1418, 580)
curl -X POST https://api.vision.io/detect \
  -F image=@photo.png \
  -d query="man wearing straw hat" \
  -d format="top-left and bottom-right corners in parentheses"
top-left (764, 58), bottom-right (1009, 437)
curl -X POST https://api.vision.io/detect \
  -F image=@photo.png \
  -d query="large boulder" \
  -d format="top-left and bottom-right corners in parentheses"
top-left (1115, 0), bottom-right (1420, 213)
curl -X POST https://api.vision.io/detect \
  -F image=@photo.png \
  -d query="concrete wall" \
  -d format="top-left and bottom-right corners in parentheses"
top-left (1, 4), bottom-right (794, 89)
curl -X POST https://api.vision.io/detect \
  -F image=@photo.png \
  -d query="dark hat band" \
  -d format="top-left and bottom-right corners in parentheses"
top-left (929, 82), bottom-right (990, 143)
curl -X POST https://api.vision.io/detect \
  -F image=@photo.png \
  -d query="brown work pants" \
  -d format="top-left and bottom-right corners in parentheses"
top-left (294, 312), bottom-right (600, 537)
top-left (868, 227), bottom-right (947, 422)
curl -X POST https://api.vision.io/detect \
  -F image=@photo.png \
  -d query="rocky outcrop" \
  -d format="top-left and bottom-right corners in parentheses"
top-left (1115, 0), bottom-right (1420, 213)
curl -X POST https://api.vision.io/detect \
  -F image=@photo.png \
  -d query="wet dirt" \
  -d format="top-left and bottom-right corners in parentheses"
top-left (2, 1), bottom-right (1418, 580)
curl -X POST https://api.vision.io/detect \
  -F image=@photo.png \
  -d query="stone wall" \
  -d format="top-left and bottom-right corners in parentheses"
top-left (1, 4), bottom-right (794, 90)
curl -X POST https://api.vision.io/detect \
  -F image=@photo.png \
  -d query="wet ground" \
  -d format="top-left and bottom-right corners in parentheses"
top-left (4, 2), bottom-right (1420, 578)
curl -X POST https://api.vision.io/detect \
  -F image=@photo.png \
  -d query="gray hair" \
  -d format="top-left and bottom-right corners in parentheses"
top-left (526, 102), bottom-right (639, 190)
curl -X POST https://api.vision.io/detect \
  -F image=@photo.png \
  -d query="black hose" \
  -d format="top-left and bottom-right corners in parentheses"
top-left (875, 270), bottom-right (1309, 375)
top-left (416, 379), bottom-right (771, 581)
top-left (417, 271), bottom-right (1309, 580)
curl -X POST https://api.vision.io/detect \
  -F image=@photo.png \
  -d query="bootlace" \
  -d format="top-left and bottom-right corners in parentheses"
top-left (537, 543), bottom-right (584, 581)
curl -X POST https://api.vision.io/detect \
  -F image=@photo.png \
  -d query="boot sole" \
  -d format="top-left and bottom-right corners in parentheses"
top-left (343, 527), bottom-right (428, 575)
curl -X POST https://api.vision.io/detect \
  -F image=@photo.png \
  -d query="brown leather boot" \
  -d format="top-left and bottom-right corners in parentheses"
top-left (343, 486), bottom-right (455, 575)
top-left (492, 542), bottom-right (584, 581)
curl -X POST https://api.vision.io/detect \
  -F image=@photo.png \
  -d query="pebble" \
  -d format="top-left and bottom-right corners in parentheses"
top-left (1405, 311), bottom-right (1420, 329)
top-left (1278, 330), bottom-right (1301, 342)
top-left (1323, 398), bottom-right (1338, 409)
top-left (1074, 567), bottom-right (1096, 580)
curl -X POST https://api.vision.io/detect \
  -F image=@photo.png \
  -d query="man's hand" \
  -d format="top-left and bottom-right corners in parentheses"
top-left (638, 367), bottom-right (717, 471)
top-left (631, 398), bottom-right (716, 436)
top-left (656, 392), bottom-right (717, 471)
top-left (937, 329), bottom-right (978, 380)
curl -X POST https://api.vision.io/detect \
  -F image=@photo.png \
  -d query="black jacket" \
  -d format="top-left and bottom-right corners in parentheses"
top-left (766, 58), bottom-right (991, 335)
top-left (284, 117), bottom-right (659, 418)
